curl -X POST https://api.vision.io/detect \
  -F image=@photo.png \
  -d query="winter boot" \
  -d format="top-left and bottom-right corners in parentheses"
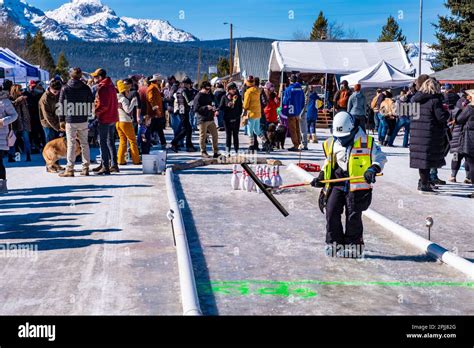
top-left (92, 164), bottom-right (103, 173)
top-left (418, 183), bottom-right (437, 194)
top-left (110, 165), bottom-right (120, 173)
top-left (96, 166), bottom-right (111, 176)
top-left (59, 169), bottom-right (75, 178)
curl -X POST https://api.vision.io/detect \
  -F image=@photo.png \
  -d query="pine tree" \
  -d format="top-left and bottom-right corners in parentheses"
top-left (55, 51), bottom-right (69, 81)
top-left (310, 11), bottom-right (328, 40)
top-left (26, 31), bottom-right (56, 75)
top-left (431, 0), bottom-right (473, 71)
top-left (25, 32), bottom-right (33, 48)
top-left (378, 15), bottom-right (407, 48)
top-left (217, 57), bottom-right (230, 76)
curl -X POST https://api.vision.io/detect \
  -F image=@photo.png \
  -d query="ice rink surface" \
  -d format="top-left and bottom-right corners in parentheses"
top-left (0, 129), bottom-right (472, 315)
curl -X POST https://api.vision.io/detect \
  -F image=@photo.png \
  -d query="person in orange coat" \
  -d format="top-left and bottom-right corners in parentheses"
top-left (146, 74), bottom-right (166, 149)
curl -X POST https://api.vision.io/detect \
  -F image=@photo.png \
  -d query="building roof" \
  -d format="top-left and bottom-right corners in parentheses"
top-left (431, 64), bottom-right (474, 83)
top-left (234, 40), bottom-right (273, 80)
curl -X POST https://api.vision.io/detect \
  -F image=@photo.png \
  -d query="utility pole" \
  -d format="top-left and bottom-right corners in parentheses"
top-left (224, 22), bottom-right (233, 77)
top-left (197, 47), bottom-right (201, 85)
top-left (229, 23), bottom-right (233, 77)
top-left (418, 0), bottom-right (423, 76)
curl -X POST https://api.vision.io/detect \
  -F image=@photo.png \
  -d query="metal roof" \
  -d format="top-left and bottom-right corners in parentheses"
top-left (431, 64), bottom-right (474, 82)
top-left (235, 40), bottom-right (273, 80)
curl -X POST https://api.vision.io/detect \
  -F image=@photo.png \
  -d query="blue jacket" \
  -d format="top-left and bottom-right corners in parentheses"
top-left (347, 92), bottom-right (367, 117)
top-left (283, 82), bottom-right (305, 117)
top-left (306, 91), bottom-right (319, 121)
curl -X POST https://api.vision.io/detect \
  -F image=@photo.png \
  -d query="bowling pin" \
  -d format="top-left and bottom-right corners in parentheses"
top-left (240, 170), bottom-right (246, 190)
top-left (246, 167), bottom-right (254, 192)
top-left (276, 165), bottom-right (283, 187)
top-left (271, 166), bottom-right (278, 187)
top-left (243, 170), bottom-right (248, 191)
top-left (256, 167), bottom-right (263, 194)
top-left (254, 166), bottom-right (261, 192)
top-left (264, 167), bottom-right (272, 186)
top-left (231, 164), bottom-right (240, 190)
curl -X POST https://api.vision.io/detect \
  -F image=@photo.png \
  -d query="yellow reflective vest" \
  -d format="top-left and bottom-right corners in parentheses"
top-left (322, 134), bottom-right (374, 192)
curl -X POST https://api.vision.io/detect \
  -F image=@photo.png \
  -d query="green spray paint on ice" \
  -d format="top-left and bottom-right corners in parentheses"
top-left (197, 280), bottom-right (474, 300)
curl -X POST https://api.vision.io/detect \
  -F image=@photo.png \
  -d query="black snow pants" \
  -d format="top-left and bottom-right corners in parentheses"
top-left (325, 186), bottom-right (372, 245)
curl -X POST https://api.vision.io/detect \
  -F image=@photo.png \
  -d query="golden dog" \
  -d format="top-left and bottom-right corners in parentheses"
top-left (43, 137), bottom-right (81, 173)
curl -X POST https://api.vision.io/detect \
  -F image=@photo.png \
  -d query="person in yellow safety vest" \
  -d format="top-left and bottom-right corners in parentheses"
top-left (311, 111), bottom-right (387, 258)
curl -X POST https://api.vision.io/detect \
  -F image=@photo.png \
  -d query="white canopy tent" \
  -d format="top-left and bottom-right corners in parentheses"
top-left (0, 58), bottom-right (27, 83)
top-left (0, 47), bottom-right (50, 82)
top-left (268, 41), bottom-right (414, 76)
top-left (341, 60), bottom-right (415, 88)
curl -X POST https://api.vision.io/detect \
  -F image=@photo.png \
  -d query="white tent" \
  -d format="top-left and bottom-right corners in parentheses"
top-left (268, 41), bottom-right (414, 76)
top-left (0, 58), bottom-right (27, 82)
top-left (341, 60), bottom-right (415, 88)
top-left (0, 47), bottom-right (49, 82)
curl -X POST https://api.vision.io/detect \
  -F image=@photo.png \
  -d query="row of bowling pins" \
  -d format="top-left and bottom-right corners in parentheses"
top-left (231, 164), bottom-right (283, 193)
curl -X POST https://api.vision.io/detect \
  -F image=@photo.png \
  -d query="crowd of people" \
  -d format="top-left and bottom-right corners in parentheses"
top-left (1, 66), bottom-right (473, 194)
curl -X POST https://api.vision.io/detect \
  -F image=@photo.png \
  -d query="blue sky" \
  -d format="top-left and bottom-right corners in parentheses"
top-left (28, 0), bottom-right (449, 43)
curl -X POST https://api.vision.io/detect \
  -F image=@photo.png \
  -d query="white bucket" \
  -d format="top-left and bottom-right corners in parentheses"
top-left (142, 155), bottom-right (158, 174)
top-left (149, 150), bottom-right (167, 174)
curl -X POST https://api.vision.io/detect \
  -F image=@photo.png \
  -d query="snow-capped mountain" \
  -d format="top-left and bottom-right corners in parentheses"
top-left (406, 42), bottom-right (437, 62)
top-left (406, 42), bottom-right (438, 75)
top-left (0, 0), bottom-right (197, 43)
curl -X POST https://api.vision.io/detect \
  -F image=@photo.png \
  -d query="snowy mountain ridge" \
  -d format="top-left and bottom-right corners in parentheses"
top-left (0, 0), bottom-right (198, 43)
top-left (406, 42), bottom-right (437, 75)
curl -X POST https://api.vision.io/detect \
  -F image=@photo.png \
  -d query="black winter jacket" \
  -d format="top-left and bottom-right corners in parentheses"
top-left (456, 105), bottom-right (474, 157)
top-left (409, 92), bottom-right (450, 169)
top-left (193, 91), bottom-right (215, 124)
top-left (219, 93), bottom-right (242, 123)
top-left (449, 102), bottom-right (466, 154)
top-left (58, 79), bottom-right (94, 123)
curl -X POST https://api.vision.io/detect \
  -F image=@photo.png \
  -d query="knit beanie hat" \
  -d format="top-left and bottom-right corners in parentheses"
top-left (117, 80), bottom-right (128, 94)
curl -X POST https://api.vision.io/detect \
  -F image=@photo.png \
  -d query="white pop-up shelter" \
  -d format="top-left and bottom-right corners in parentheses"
top-left (341, 60), bottom-right (415, 88)
top-left (0, 58), bottom-right (27, 83)
top-left (268, 41), bottom-right (414, 77)
top-left (0, 48), bottom-right (50, 82)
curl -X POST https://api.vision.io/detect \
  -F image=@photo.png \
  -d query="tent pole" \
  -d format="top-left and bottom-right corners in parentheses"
top-left (279, 70), bottom-right (285, 107)
top-left (323, 73), bottom-right (328, 110)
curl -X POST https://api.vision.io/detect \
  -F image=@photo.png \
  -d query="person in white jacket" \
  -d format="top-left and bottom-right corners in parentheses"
top-left (311, 112), bottom-right (387, 258)
top-left (116, 80), bottom-right (141, 165)
top-left (0, 85), bottom-right (19, 193)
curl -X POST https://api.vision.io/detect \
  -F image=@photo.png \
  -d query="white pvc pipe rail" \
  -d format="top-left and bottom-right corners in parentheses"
top-left (165, 168), bottom-right (202, 315)
top-left (288, 163), bottom-right (474, 279)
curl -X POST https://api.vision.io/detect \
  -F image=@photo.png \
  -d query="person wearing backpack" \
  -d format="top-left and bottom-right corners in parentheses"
top-left (333, 80), bottom-right (352, 112)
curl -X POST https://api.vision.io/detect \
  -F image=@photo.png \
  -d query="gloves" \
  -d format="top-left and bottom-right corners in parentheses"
top-left (364, 165), bottom-right (381, 184)
top-left (311, 171), bottom-right (325, 188)
top-left (59, 122), bottom-right (66, 131)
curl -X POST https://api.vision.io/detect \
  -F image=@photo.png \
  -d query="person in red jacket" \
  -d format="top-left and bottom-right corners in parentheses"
top-left (264, 91), bottom-right (279, 125)
top-left (91, 68), bottom-right (119, 175)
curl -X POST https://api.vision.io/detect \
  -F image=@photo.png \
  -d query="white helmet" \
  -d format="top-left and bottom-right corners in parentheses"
top-left (332, 111), bottom-right (355, 137)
